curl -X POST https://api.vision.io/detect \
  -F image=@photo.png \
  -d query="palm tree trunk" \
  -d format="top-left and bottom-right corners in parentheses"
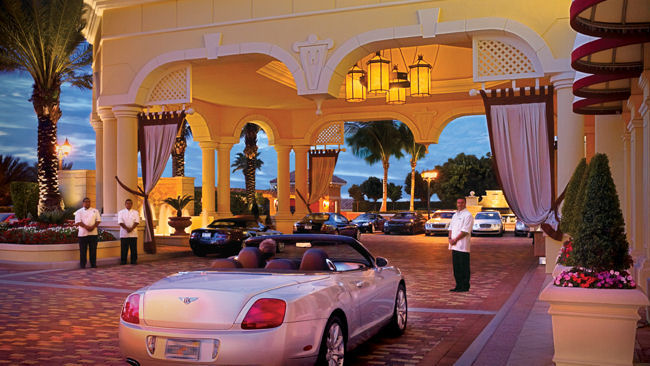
top-left (32, 85), bottom-right (62, 213)
top-left (381, 159), bottom-right (389, 212)
top-left (245, 158), bottom-right (256, 208)
top-left (410, 161), bottom-right (416, 211)
top-left (172, 137), bottom-right (186, 177)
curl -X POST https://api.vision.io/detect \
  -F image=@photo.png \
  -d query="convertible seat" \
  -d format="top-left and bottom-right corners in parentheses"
top-left (237, 247), bottom-right (264, 268)
top-left (265, 259), bottom-right (299, 270)
top-left (209, 258), bottom-right (242, 269)
top-left (299, 249), bottom-right (332, 271)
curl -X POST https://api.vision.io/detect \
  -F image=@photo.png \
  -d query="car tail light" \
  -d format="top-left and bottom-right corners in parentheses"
top-left (121, 293), bottom-right (140, 324)
top-left (241, 298), bottom-right (286, 329)
top-left (190, 231), bottom-right (199, 239)
top-left (146, 335), bottom-right (156, 354)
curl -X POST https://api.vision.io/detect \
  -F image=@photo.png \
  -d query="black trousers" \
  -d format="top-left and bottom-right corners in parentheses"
top-left (452, 250), bottom-right (471, 290)
top-left (79, 235), bottom-right (98, 268)
top-left (120, 238), bottom-right (138, 264)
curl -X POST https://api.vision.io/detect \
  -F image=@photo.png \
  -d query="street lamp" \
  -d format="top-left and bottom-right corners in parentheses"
top-left (421, 169), bottom-right (438, 219)
top-left (56, 138), bottom-right (72, 170)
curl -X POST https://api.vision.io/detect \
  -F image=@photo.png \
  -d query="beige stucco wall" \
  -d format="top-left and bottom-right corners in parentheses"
top-left (58, 170), bottom-right (96, 210)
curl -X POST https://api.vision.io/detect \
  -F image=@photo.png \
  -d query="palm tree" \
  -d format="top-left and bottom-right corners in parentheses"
top-left (171, 120), bottom-right (192, 177)
top-left (231, 152), bottom-right (264, 212)
top-left (0, 155), bottom-right (36, 205)
top-left (240, 123), bottom-right (262, 208)
top-left (0, 0), bottom-right (92, 212)
top-left (398, 123), bottom-right (427, 211)
top-left (346, 120), bottom-right (403, 212)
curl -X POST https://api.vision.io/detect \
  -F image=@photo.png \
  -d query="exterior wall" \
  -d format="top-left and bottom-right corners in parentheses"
top-left (136, 176), bottom-right (196, 235)
top-left (58, 170), bottom-right (96, 210)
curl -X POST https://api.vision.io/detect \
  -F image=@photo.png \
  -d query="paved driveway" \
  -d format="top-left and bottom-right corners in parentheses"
top-left (0, 233), bottom-right (536, 365)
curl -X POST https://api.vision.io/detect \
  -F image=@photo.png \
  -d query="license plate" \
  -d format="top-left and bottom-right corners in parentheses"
top-left (202, 232), bottom-right (212, 239)
top-left (165, 339), bottom-right (200, 360)
top-left (304, 224), bottom-right (312, 230)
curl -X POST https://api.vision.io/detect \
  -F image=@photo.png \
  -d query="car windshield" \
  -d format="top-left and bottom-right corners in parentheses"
top-left (392, 213), bottom-right (415, 219)
top-left (208, 220), bottom-right (258, 228)
top-left (432, 212), bottom-right (454, 219)
top-left (475, 212), bottom-right (501, 220)
top-left (303, 213), bottom-right (330, 222)
top-left (353, 214), bottom-right (373, 220)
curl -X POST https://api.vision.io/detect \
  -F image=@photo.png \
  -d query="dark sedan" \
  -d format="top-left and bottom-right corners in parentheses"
top-left (293, 212), bottom-right (361, 240)
top-left (351, 213), bottom-right (386, 233)
top-left (383, 212), bottom-right (427, 235)
top-left (189, 216), bottom-right (281, 257)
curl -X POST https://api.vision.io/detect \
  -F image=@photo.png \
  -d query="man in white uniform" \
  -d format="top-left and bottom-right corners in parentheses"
top-left (118, 198), bottom-right (140, 265)
top-left (75, 197), bottom-right (101, 268)
top-left (448, 197), bottom-right (474, 292)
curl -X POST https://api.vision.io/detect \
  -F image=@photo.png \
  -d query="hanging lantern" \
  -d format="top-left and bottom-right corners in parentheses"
top-left (345, 64), bottom-right (367, 102)
top-left (386, 65), bottom-right (409, 105)
top-left (409, 55), bottom-right (432, 97)
top-left (367, 51), bottom-right (390, 94)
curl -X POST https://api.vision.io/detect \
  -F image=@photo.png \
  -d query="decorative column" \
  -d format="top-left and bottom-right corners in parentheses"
top-left (293, 145), bottom-right (310, 217)
top-left (627, 96), bottom-right (644, 261)
top-left (595, 114), bottom-right (626, 208)
top-left (638, 71), bottom-right (650, 289)
top-left (216, 143), bottom-right (233, 218)
top-left (199, 142), bottom-right (217, 226)
top-left (97, 107), bottom-right (117, 221)
top-left (112, 105), bottom-right (141, 207)
top-left (622, 126), bottom-right (631, 237)
top-left (90, 113), bottom-right (103, 213)
top-left (275, 145), bottom-right (293, 233)
top-left (551, 72), bottom-right (585, 193)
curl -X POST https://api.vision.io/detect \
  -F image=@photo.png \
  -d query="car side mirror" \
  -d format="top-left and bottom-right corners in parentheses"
top-left (375, 257), bottom-right (388, 267)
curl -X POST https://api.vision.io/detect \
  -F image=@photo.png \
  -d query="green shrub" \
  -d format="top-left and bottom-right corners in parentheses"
top-left (37, 207), bottom-right (76, 225)
top-left (559, 158), bottom-right (586, 236)
top-left (10, 182), bottom-right (38, 219)
top-left (571, 154), bottom-right (632, 272)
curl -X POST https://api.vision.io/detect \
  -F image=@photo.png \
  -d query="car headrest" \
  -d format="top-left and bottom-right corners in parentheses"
top-left (265, 259), bottom-right (298, 270)
top-left (299, 248), bottom-right (332, 271)
top-left (209, 258), bottom-right (242, 269)
top-left (237, 247), bottom-right (264, 268)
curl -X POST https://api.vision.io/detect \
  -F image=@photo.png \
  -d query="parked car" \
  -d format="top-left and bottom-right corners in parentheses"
top-left (472, 211), bottom-right (504, 236)
top-left (119, 234), bottom-right (407, 366)
top-left (383, 212), bottom-right (427, 235)
top-left (351, 213), bottom-right (386, 233)
top-left (424, 210), bottom-right (455, 236)
top-left (293, 212), bottom-right (361, 240)
top-left (189, 215), bottom-right (281, 257)
top-left (515, 219), bottom-right (532, 237)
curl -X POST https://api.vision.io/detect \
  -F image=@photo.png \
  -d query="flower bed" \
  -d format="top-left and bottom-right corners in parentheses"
top-left (0, 219), bottom-right (115, 244)
top-left (554, 268), bottom-right (636, 289)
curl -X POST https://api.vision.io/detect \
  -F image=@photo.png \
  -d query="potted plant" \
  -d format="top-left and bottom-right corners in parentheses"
top-left (540, 154), bottom-right (648, 366)
top-left (163, 194), bottom-right (193, 235)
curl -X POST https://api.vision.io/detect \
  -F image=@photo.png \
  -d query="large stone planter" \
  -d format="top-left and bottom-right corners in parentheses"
top-left (0, 240), bottom-right (120, 263)
top-left (168, 216), bottom-right (192, 235)
top-left (539, 282), bottom-right (649, 366)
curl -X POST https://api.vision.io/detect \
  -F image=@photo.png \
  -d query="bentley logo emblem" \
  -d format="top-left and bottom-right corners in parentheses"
top-left (179, 297), bottom-right (198, 305)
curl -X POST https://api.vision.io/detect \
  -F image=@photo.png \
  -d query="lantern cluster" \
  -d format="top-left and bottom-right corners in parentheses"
top-left (345, 52), bottom-right (432, 103)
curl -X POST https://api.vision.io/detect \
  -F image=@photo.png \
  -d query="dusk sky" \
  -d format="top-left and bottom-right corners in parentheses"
top-left (0, 72), bottom-right (491, 200)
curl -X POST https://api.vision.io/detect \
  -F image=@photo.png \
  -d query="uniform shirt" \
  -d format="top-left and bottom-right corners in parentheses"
top-left (75, 207), bottom-right (101, 237)
top-left (448, 209), bottom-right (473, 253)
top-left (117, 208), bottom-right (140, 238)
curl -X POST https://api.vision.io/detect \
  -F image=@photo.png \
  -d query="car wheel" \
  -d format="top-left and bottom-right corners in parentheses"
top-left (368, 224), bottom-right (374, 233)
top-left (317, 315), bottom-right (346, 366)
top-left (497, 231), bottom-right (503, 237)
top-left (386, 283), bottom-right (407, 336)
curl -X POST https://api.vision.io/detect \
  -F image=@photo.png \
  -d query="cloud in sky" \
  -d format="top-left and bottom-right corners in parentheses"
top-left (0, 72), bottom-right (491, 201)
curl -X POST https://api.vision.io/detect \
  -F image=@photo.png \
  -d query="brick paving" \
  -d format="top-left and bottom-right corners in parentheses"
top-left (0, 233), bottom-right (536, 365)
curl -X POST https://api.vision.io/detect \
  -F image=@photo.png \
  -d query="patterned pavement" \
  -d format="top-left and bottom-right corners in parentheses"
top-left (0, 233), bottom-right (536, 365)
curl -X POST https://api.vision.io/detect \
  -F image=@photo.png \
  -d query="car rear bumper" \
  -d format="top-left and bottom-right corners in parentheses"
top-left (189, 240), bottom-right (241, 254)
top-left (384, 226), bottom-right (414, 233)
top-left (119, 319), bottom-right (323, 366)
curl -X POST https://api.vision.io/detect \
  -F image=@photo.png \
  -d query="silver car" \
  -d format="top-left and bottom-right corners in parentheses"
top-left (119, 234), bottom-right (407, 366)
top-left (472, 211), bottom-right (504, 236)
top-left (424, 210), bottom-right (455, 236)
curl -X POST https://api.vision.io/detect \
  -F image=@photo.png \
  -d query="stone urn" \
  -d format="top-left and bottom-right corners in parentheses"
top-left (168, 216), bottom-right (192, 235)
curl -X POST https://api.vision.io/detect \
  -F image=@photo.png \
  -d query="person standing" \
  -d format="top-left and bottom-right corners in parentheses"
top-left (118, 198), bottom-right (140, 265)
top-left (75, 197), bottom-right (101, 269)
top-left (448, 197), bottom-right (474, 292)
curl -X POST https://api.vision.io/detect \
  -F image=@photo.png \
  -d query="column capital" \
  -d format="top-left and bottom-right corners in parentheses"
top-left (293, 145), bottom-right (311, 153)
top-left (274, 144), bottom-right (292, 153)
top-left (198, 141), bottom-right (218, 150)
top-left (97, 106), bottom-right (115, 121)
top-left (550, 72), bottom-right (576, 89)
top-left (90, 112), bottom-right (102, 131)
top-left (627, 119), bottom-right (644, 131)
top-left (112, 105), bottom-right (143, 118)
top-left (216, 142), bottom-right (233, 151)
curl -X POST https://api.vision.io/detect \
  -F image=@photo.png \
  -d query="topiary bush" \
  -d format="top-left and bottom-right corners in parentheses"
top-left (571, 153), bottom-right (632, 272)
top-left (10, 182), bottom-right (38, 219)
top-left (559, 158), bottom-right (587, 236)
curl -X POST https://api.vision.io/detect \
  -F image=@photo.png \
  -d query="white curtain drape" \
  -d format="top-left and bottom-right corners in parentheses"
top-left (306, 152), bottom-right (338, 206)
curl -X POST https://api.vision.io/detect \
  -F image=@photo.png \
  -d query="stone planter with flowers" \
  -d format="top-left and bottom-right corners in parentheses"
top-left (540, 154), bottom-right (648, 366)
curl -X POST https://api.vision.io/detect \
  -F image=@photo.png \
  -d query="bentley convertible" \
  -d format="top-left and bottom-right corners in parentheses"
top-left (119, 234), bottom-right (407, 366)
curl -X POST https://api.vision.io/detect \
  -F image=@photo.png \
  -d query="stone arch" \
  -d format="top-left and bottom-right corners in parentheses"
top-left (185, 110), bottom-right (212, 143)
top-left (318, 17), bottom-right (558, 97)
top-left (427, 104), bottom-right (487, 143)
top-left (231, 114), bottom-right (280, 146)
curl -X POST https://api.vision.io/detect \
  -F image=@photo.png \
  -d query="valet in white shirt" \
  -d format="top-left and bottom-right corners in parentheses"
top-left (118, 207), bottom-right (140, 238)
top-left (75, 206), bottom-right (101, 236)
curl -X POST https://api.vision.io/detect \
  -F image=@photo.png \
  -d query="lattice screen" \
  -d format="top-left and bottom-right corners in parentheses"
top-left (313, 122), bottom-right (344, 145)
top-left (476, 39), bottom-right (537, 80)
top-left (146, 67), bottom-right (191, 105)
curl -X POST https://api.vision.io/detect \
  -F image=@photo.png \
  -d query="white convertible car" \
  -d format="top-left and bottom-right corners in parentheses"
top-left (119, 234), bottom-right (407, 366)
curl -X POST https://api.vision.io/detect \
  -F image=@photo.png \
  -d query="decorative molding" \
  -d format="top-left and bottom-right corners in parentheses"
top-left (198, 142), bottom-right (218, 150)
top-left (550, 72), bottom-right (576, 89)
top-left (293, 35), bottom-right (333, 90)
top-left (417, 8), bottom-right (440, 38)
top-left (204, 33), bottom-right (222, 60)
top-left (145, 65), bottom-right (192, 106)
top-left (473, 36), bottom-right (543, 82)
top-left (312, 122), bottom-right (345, 146)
